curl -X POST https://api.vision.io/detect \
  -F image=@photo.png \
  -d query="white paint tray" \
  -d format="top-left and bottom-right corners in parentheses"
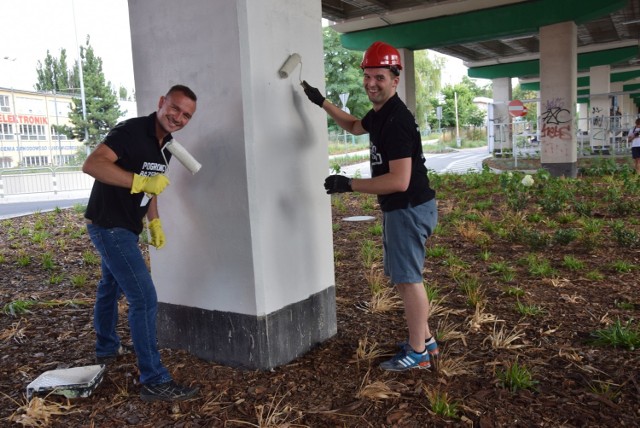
top-left (342, 215), bottom-right (376, 222)
top-left (26, 365), bottom-right (106, 400)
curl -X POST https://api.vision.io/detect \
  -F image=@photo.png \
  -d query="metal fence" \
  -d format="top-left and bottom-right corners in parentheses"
top-left (490, 114), bottom-right (636, 160)
top-left (0, 166), bottom-right (94, 198)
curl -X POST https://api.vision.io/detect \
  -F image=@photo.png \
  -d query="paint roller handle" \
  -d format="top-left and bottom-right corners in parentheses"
top-left (301, 81), bottom-right (325, 108)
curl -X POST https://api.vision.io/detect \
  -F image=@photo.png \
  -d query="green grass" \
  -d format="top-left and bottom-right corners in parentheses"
top-left (426, 245), bottom-right (448, 258)
top-left (426, 388), bottom-right (459, 418)
top-left (488, 261), bottom-right (513, 275)
top-left (424, 281), bottom-right (440, 303)
top-left (590, 318), bottom-right (640, 350)
top-left (360, 239), bottom-right (382, 269)
top-left (609, 260), bottom-right (636, 273)
top-left (41, 252), bottom-right (55, 270)
top-left (71, 274), bottom-right (88, 288)
top-left (497, 359), bottom-right (538, 393)
top-left (562, 255), bottom-right (585, 271)
top-left (3, 300), bottom-right (36, 316)
top-left (505, 286), bottom-right (525, 298)
top-left (82, 250), bottom-right (100, 266)
top-left (515, 300), bottom-right (544, 316)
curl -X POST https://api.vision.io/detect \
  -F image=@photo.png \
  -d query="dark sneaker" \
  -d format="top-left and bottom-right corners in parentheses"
top-left (95, 343), bottom-right (133, 365)
top-left (140, 381), bottom-right (199, 402)
top-left (380, 345), bottom-right (430, 371)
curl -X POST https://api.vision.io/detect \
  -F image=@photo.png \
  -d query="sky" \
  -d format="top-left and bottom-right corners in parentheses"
top-left (0, 1), bottom-right (471, 94)
top-left (0, 0), bottom-right (135, 92)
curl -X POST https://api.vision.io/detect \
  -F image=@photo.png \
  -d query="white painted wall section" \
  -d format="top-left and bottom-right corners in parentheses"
top-left (128, 0), bottom-right (334, 317)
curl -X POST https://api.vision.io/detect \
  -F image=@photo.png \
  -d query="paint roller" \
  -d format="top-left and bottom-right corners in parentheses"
top-left (140, 139), bottom-right (201, 207)
top-left (278, 53), bottom-right (303, 80)
top-left (164, 139), bottom-right (202, 174)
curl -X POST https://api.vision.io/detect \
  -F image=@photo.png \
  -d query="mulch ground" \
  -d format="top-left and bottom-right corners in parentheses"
top-left (1, 168), bottom-right (640, 427)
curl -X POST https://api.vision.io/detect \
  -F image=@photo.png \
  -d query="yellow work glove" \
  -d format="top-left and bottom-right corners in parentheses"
top-left (131, 174), bottom-right (170, 196)
top-left (148, 218), bottom-right (166, 249)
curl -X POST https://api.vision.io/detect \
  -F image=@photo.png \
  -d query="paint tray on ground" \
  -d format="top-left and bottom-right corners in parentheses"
top-left (342, 215), bottom-right (376, 222)
top-left (26, 364), bottom-right (106, 400)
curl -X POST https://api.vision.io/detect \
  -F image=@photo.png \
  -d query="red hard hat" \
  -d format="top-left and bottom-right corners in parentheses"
top-left (360, 41), bottom-right (403, 70)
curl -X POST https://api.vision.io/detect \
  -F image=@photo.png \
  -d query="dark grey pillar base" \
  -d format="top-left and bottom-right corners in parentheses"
top-left (156, 286), bottom-right (336, 370)
top-left (541, 162), bottom-right (577, 178)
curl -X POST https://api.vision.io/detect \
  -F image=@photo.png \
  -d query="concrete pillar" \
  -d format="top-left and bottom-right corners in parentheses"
top-left (577, 102), bottom-right (589, 154)
top-left (539, 21), bottom-right (577, 177)
top-left (492, 78), bottom-right (511, 125)
top-left (611, 82), bottom-right (623, 134)
top-left (128, 0), bottom-right (336, 369)
top-left (492, 77), bottom-right (512, 153)
top-left (622, 94), bottom-right (633, 117)
top-left (589, 65), bottom-right (611, 153)
top-left (578, 103), bottom-right (589, 129)
top-left (398, 49), bottom-right (416, 115)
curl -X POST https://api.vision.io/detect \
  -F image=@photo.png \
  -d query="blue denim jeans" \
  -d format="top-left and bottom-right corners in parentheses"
top-left (87, 224), bottom-right (171, 385)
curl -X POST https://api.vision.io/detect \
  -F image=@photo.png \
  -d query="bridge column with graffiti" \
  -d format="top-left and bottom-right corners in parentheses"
top-left (589, 65), bottom-right (613, 155)
top-left (539, 21), bottom-right (578, 178)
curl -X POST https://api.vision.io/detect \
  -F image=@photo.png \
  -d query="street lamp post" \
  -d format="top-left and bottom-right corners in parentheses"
top-left (52, 90), bottom-right (64, 166)
top-left (72, 0), bottom-right (89, 150)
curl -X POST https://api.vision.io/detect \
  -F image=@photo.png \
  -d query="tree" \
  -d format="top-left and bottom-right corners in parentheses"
top-left (35, 49), bottom-right (72, 92)
top-left (118, 86), bottom-right (128, 101)
top-left (66, 36), bottom-right (122, 150)
top-left (429, 79), bottom-right (486, 129)
top-left (322, 27), bottom-right (368, 133)
top-left (461, 75), bottom-right (492, 99)
top-left (414, 50), bottom-right (444, 131)
top-left (36, 36), bottom-right (122, 152)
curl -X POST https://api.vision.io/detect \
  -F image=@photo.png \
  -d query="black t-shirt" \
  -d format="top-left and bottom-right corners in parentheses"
top-left (84, 113), bottom-right (172, 234)
top-left (361, 93), bottom-right (435, 212)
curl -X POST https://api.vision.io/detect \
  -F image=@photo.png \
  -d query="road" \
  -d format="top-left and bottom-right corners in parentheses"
top-left (1, 148), bottom-right (491, 220)
top-left (338, 146), bottom-right (491, 178)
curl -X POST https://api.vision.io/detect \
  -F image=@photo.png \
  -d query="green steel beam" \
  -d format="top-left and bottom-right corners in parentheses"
top-left (577, 76), bottom-right (590, 88)
top-left (468, 46), bottom-right (638, 79)
top-left (521, 70), bottom-right (640, 92)
top-left (340, 0), bottom-right (626, 51)
top-left (611, 70), bottom-right (640, 82)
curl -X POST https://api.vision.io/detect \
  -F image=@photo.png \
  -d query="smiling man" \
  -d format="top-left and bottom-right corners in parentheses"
top-left (302, 42), bottom-right (439, 371)
top-left (82, 85), bottom-right (200, 401)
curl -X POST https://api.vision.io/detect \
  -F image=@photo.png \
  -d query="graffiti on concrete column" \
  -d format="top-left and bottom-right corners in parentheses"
top-left (541, 98), bottom-right (572, 140)
top-left (591, 106), bottom-right (603, 127)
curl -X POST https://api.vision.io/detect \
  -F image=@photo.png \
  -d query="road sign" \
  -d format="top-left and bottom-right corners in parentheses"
top-left (508, 99), bottom-right (528, 117)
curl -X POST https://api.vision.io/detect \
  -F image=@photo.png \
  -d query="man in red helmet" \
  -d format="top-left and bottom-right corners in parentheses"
top-left (302, 41), bottom-right (439, 371)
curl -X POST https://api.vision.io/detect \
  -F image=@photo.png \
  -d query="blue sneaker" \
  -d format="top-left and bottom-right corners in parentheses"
top-left (397, 337), bottom-right (439, 358)
top-left (425, 337), bottom-right (439, 358)
top-left (380, 345), bottom-right (430, 371)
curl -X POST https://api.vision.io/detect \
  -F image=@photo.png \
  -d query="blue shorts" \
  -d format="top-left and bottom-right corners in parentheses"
top-left (382, 198), bottom-right (438, 284)
top-left (632, 147), bottom-right (640, 159)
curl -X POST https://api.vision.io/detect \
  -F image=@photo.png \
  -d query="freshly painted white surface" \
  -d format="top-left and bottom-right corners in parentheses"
top-left (129, 0), bottom-right (334, 316)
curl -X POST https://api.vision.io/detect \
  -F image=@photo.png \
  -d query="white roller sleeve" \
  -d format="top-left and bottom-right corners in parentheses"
top-left (166, 139), bottom-right (202, 174)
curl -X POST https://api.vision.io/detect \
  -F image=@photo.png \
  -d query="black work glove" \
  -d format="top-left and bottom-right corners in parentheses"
top-left (301, 80), bottom-right (325, 107)
top-left (324, 175), bottom-right (352, 194)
